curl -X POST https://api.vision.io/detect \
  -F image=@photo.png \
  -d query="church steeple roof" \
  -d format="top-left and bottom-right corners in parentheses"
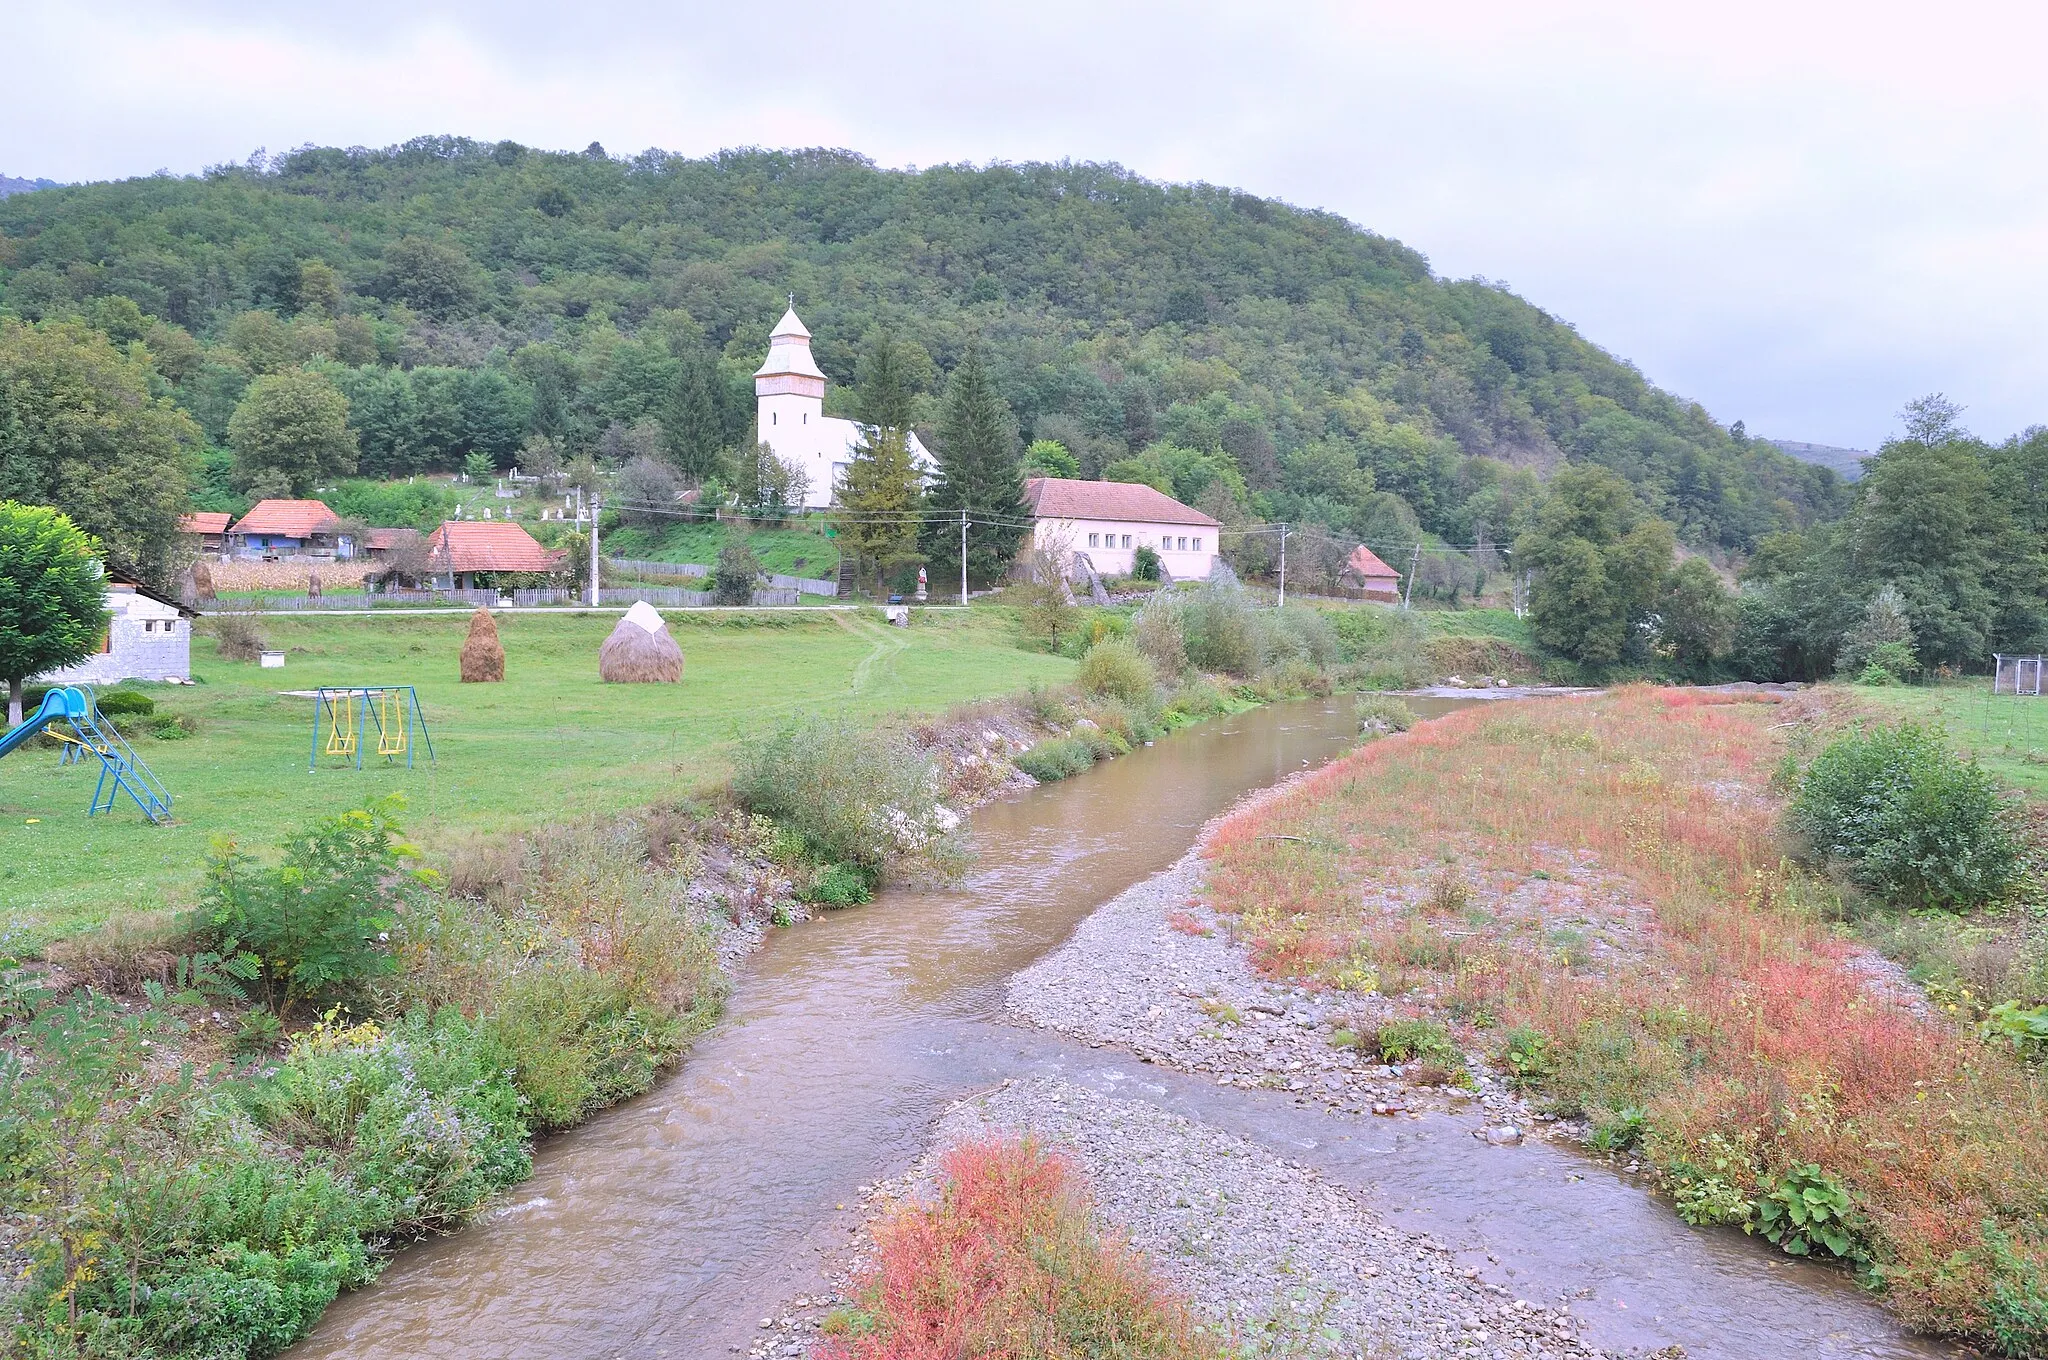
top-left (755, 306), bottom-right (826, 387)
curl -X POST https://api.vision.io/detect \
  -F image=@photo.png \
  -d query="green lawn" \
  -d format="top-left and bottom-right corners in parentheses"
top-left (1850, 680), bottom-right (2048, 797)
top-left (603, 520), bottom-right (841, 579)
top-left (0, 607), bottom-right (1071, 948)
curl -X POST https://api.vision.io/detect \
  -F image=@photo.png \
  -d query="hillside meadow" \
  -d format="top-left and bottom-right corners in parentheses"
top-left (0, 606), bottom-right (1072, 948)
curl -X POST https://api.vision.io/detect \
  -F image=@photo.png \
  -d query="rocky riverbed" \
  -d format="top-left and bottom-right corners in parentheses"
top-left (1007, 851), bottom-right (1548, 1133)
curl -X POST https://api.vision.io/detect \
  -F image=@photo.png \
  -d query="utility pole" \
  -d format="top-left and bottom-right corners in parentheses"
top-left (1277, 523), bottom-right (1291, 608)
top-left (588, 495), bottom-right (601, 608)
top-left (960, 508), bottom-right (969, 607)
top-left (1401, 542), bottom-right (1421, 611)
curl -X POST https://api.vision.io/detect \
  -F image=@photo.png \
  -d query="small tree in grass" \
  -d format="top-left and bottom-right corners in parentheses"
top-left (0, 502), bottom-right (107, 726)
top-left (713, 534), bottom-right (762, 606)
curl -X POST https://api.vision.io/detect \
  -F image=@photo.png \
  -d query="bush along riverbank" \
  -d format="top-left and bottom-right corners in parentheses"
top-left (1198, 685), bottom-right (2048, 1355)
top-left (0, 588), bottom-right (1412, 1360)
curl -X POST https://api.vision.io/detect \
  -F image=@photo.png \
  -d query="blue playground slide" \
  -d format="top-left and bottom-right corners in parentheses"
top-left (0, 685), bottom-right (173, 823)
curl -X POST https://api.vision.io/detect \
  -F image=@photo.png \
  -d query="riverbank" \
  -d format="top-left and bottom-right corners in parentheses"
top-left (1176, 686), bottom-right (2045, 1355)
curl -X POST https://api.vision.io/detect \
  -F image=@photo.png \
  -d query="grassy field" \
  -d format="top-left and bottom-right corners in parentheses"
top-left (602, 520), bottom-right (841, 578)
top-left (0, 606), bottom-right (1070, 948)
top-left (1847, 679), bottom-right (2048, 797)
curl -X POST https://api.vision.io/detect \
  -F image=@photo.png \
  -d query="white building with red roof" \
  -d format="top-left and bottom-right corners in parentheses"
top-left (1023, 477), bottom-right (1220, 581)
top-left (425, 520), bottom-right (559, 588)
top-left (755, 308), bottom-right (932, 509)
top-left (225, 499), bottom-right (352, 560)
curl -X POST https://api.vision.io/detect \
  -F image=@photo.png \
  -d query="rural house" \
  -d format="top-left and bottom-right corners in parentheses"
top-left (1024, 477), bottom-right (1221, 581)
top-left (179, 511), bottom-right (232, 558)
top-left (227, 499), bottom-right (354, 560)
top-left (1343, 545), bottom-right (1403, 601)
top-left (39, 576), bottom-right (196, 686)
top-left (425, 520), bottom-right (558, 589)
top-left (755, 308), bottom-right (933, 508)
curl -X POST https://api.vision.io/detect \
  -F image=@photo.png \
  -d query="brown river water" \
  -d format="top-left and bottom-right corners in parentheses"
top-left (294, 697), bottom-right (1961, 1360)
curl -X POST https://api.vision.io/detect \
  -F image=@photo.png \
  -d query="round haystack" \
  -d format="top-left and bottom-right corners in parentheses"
top-left (459, 607), bottom-right (505, 683)
top-left (189, 560), bottom-right (215, 604)
top-left (306, 569), bottom-right (323, 599)
top-left (599, 600), bottom-right (684, 683)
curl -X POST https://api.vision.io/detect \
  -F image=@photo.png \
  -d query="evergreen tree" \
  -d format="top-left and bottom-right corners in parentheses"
top-left (836, 332), bottom-right (924, 594)
top-left (665, 343), bottom-right (729, 482)
top-left (854, 330), bottom-right (915, 430)
top-left (923, 345), bottom-right (1026, 587)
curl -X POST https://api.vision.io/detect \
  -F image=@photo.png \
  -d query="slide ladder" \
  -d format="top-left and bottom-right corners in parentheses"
top-left (0, 686), bottom-right (173, 824)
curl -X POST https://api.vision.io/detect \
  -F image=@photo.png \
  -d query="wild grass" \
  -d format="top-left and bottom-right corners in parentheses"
top-left (1202, 686), bottom-right (2048, 1352)
top-left (1, 607), bottom-right (1072, 949)
top-left (817, 1137), bottom-right (1224, 1360)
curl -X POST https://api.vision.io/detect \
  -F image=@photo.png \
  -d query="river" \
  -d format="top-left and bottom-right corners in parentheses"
top-left (294, 696), bottom-right (1957, 1360)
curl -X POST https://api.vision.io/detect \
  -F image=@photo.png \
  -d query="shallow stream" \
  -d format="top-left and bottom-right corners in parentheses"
top-left (293, 697), bottom-right (1958, 1360)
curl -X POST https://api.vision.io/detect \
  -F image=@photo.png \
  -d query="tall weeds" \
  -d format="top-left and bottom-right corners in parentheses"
top-left (818, 1138), bottom-right (1223, 1360)
top-left (1203, 686), bottom-right (2048, 1352)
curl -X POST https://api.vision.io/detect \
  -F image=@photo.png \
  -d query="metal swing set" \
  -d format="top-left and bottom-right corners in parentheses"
top-left (309, 686), bottom-right (436, 772)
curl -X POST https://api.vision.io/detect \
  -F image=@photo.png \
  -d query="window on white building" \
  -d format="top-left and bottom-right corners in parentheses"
top-left (1087, 533), bottom-right (1100, 547)
top-left (1177, 536), bottom-right (1189, 551)
top-left (1192, 537), bottom-right (1202, 551)
top-left (1120, 534), bottom-right (1132, 548)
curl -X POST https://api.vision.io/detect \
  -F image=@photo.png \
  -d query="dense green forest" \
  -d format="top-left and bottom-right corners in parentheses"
top-left (0, 137), bottom-right (1843, 557)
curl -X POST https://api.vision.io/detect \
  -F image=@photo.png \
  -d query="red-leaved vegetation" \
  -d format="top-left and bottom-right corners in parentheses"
top-left (816, 1137), bottom-right (1223, 1360)
top-left (1201, 686), bottom-right (2048, 1352)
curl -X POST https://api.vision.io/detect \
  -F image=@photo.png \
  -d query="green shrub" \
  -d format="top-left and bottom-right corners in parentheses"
top-left (487, 965), bottom-right (688, 1128)
top-left (1856, 663), bottom-right (1901, 687)
top-left (1022, 679), bottom-right (1073, 726)
top-left (1864, 639), bottom-right (1919, 682)
top-left (806, 862), bottom-right (875, 906)
top-left (1501, 1025), bottom-right (1553, 1081)
top-left (1179, 589), bottom-right (1261, 676)
top-left (94, 688), bottom-right (156, 716)
top-left (1753, 1163), bottom-right (1867, 1264)
top-left (1980, 1001), bottom-right (2048, 1058)
top-left (150, 711), bottom-right (196, 739)
top-left (1077, 637), bottom-right (1157, 704)
top-left (1355, 694), bottom-right (1417, 735)
top-left (1373, 1017), bottom-right (1460, 1065)
top-left (1163, 678), bottom-right (1231, 724)
top-left (1328, 607), bottom-right (1430, 687)
top-left (250, 1009), bottom-right (532, 1236)
top-left (1791, 722), bottom-right (2018, 910)
top-left (1132, 597), bottom-right (1188, 676)
top-left (197, 796), bottom-right (432, 1019)
top-left (712, 535), bottom-right (762, 606)
top-left (1261, 606), bottom-right (1340, 670)
top-left (1015, 736), bottom-right (1098, 782)
top-left (1131, 544), bottom-right (1161, 581)
top-left (732, 715), bottom-right (964, 881)
top-left (1589, 1105), bottom-right (1648, 1151)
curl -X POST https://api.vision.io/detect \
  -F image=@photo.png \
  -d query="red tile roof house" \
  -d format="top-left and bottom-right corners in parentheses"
top-left (225, 499), bottom-right (356, 561)
top-left (179, 511), bottom-right (233, 558)
top-left (424, 521), bottom-right (559, 589)
top-left (1023, 477), bottom-right (1221, 582)
top-left (1343, 545), bottom-right (1404, 601)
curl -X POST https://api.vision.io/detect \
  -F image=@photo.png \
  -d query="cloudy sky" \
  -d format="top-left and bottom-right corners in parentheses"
top-left (8, 0), bottom-right (2043, 450)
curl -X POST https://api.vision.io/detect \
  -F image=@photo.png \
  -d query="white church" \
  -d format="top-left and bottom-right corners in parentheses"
top-left (754, 308), bottom-right (933, 510)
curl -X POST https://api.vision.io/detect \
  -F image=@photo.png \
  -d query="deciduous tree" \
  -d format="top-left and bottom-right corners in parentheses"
top-left (228, 369), bottom-right (359, 495)
top-left (0, 502), bottom-right (107, 726)
top-left (0, 319), bottom-right (199, 587)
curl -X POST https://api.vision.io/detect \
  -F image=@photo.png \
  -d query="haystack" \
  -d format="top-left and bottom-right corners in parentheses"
top-left (459, 607), bottom-right (505, 682)
top-left (598, 600), bottom-right (683, 683)
top-left (190, 560), bottom-right (216, 604)
top-left (306, 569), bottom-right (323, 599)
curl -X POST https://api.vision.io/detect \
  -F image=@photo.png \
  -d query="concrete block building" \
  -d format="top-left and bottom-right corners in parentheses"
top-left (39, 578), bottom-right (196, 685)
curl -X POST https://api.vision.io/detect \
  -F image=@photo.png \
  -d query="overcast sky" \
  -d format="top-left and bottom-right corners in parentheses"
top-left (8, 0), bottom-right (2044, 450)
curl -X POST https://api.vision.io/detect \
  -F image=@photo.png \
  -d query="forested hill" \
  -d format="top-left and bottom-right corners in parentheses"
top-left (0, 138), bottom-right (1841, 549)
